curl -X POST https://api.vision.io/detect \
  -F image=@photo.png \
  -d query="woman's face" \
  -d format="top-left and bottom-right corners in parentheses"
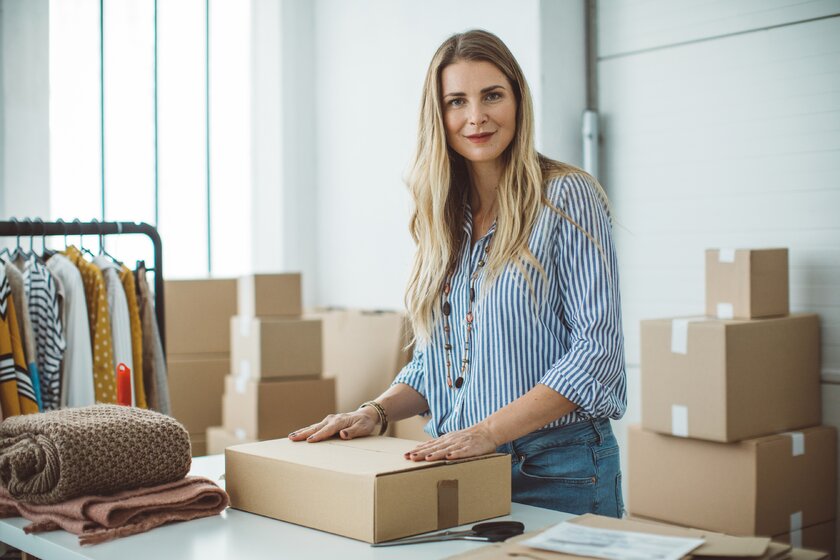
top-left (440, 59), bottom-right (517, 166)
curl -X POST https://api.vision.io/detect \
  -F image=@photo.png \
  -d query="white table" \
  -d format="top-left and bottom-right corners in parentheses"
top-left (0, 455), bottom-right (572, 559)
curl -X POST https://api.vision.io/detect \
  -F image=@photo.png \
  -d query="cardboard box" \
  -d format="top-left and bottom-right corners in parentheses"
top-left (627, 425), bottom-right (837, 537)
top-left (448, 513), bottom-right (790, 560)
top-left (222, 375), bottom-right (336, 439)
top-left (306, 308), bottom-right (413, 412)
top-left (190, 434), bottom-right (207, 457)
top-left (237, 273), bottom-right (302, 318)
top-left (165, 278), bottom-right (237, 354)
top-left (774, 520), bottom-right (836, 559)
top-left (206, 426), bottom-right (256, 455)
top-left (705, 248), bottom-right (788, 319)
top-left (225, 437), bottom-right (510, 543)
top-left (230, 316), bottom-right (322, 379)
top-left (392, 415), bottom-right (432, 441)
top-left (168, 354), bottom-right (229, 434)
top-left (640, 314), bottom-right (820, 442)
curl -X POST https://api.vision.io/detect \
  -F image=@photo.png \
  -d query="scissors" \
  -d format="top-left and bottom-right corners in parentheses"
top-left (371, 521), bottom-right (525, 547)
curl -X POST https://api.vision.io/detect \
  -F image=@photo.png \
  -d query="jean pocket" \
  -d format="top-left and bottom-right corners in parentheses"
top-left (519, 443), bottom-right (597, 485)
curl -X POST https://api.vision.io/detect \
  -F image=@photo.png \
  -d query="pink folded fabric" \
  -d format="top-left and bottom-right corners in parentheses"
top-left (0, 475), bottom-right (228, 545)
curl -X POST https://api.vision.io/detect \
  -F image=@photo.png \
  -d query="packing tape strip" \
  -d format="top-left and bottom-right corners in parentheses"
top-left (716, 303), bottom-right (734, 320)
top-left (784, 432), bottom-right (805, 456)
top-left (239, 317), bottom-right (251, 337)
top-left (670, 318), bottom-right (704, 354)
top-left (790, 511), bottom-right (803, 549)
top-left (235, 365), bottom-right (250, 394)
top-left (718, 248), bottom-right (736, 263)
top-left (671, 404), bottom-right (689, 437)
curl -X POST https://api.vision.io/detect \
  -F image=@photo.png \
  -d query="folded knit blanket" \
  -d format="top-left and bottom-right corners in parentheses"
top-left (0, 475), bottom-right (228, 545)
top-left (0, 405), bottom-right (191, 504)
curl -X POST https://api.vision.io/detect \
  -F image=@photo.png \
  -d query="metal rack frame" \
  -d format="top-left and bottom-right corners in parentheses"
top-left (0, 220), bottom-right (167, 356)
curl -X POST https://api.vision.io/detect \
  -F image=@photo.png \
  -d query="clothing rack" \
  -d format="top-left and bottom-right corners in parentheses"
top-left (0, 220), bottom-right (167, 356)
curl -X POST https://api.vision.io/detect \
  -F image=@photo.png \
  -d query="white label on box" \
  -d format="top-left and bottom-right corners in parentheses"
top-left (671, 405), bottom-right (689, 437)
top-left (238, 276), bottom-right (254, 318)
top-left (790, 528), bottom-right (802, 549)
top-left (239, 359), bottom-right (251, 381)
top-left (718, 248), bottom-right (736, 263)
top-left (670, 318), bottom-right (704, 354)
top-left (716, 303), bottom-right (734, 320)
top-left (235, 371), bottom-right (248, 394)
top-left (790, 511), bottom-right (803, 533)
top-left (235, 428), bottom-right (246, 440)
top-left (784, 432), bottom-right (805, 456)
top-left (239, 317), bottom-right (251, 337)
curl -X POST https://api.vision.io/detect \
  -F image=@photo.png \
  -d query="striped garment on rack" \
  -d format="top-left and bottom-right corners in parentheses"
top-left (24, 257), bottom-right (66, 411)
top-left (0, 268), bottom-right (40, 417)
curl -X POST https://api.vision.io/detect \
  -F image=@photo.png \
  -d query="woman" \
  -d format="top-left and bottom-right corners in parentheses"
top-left (290, 29), bottom-right (626, 517)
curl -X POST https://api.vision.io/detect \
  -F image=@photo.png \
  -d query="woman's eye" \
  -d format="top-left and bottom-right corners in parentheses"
top-left (449, 98), bottom-right (465, 107)
top-left (485, 92), bottom-right (502, 102)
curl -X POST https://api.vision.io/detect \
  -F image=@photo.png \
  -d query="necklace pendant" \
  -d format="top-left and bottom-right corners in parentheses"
top-left (454, 376), bottom-right (464, 389)
top-left (466, 312), bottom-right (473, 323)
top-left (444, 283), bottom-right (451, 295)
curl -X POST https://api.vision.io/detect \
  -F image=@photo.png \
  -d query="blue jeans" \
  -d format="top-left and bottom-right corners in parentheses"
top-left (496, 418), bottom-right (624, 517)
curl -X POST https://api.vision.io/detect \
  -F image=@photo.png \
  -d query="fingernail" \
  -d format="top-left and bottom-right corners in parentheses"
top-left (307, 435), bottom-right (314, 440)
top-left (426, 454), bottom-right (432, 458)
top-left (288, 432), bottom-right (296, 437)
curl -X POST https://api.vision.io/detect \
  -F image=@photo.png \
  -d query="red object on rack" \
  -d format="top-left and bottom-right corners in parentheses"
top-left (116, 363), bottom-right (132, 406)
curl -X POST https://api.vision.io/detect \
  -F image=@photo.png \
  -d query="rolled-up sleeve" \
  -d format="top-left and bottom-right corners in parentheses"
top-left (391, 348), bottom-right (427, 400)
top-left (538, 174), bottom-right (627, 420)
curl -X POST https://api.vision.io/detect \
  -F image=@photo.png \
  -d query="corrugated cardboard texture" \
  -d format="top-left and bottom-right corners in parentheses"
top-left (306, 308), bottom-right (413, 413)
top-left (774, 520), bottom-right (836, 559)
top-left (230, 316), bottom-right (322, 379)
top-left (705, 248), bottom-right (788, 319)
top-left (640, 314), bottom-right (820, 442)
top-left (628, 425), bottom-right (837, 537)
top-left (206, 426), bottom-right (255, 455)
top-left (225, 437), bottom-right (510, 543)
top-left (168, 354), bottom-right (229, 434)
top-left (222, 376), bottom-right (336, 439)
top-left (237, 273), bottom-right (302, 318)
top-left (165, 278), bottom-right (237, 355)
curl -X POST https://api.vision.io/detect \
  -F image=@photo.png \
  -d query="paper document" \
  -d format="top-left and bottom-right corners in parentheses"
top-left (522, 521), bottom-right (704, 560)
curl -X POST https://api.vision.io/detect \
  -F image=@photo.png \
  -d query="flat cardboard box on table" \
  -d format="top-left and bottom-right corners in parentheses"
top-left (222, 375), bottom-right (336, 440)
top-left (237, 273), bottom-right (302, 318)
top-left (306, 308), bottom-right (413, 412)
top-left (230, 316), bottom-right (322, 379)
top-left (167, 353), bottom-right (229, 434)
top-left (627, 425), bottom-right (837, 537)
top-left (165, 278), bottom-right (237, 355)
top-left (225, 436), bottom-right (511, 543)
top-left (640, 314), bottom-right (820, 442)
top-left (705, 248), bottom-right (789, 319)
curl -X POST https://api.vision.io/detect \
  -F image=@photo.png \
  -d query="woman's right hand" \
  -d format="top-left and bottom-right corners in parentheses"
top-left (288, 407), bottom-right (380, 443)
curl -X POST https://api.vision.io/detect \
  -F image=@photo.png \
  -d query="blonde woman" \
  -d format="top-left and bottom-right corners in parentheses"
top-left (290, 29), bottom-right (626, 516)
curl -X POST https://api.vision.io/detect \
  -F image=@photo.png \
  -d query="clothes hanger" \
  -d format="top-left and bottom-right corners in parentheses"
top-left (38, 218), bottom-right (55, 260)
top-left (92, 218), bottom-right (122, 266)
top-left (73, 218), bottom-right (96, 260)
top-left (0, 217), bottom-right (17, 264)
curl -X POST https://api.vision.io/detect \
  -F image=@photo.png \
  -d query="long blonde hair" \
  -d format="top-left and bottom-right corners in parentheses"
top-left (405, 29), bottom-right (607, 345)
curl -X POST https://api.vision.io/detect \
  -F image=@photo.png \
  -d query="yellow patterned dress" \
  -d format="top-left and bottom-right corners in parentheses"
top-left (119, 265), bottom-right (147, 408)
top-left (0, 268), bottom-right (40, 417)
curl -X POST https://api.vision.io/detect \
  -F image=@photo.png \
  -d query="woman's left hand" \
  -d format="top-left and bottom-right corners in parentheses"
top-left (404, 423), bottom-right (499, 461)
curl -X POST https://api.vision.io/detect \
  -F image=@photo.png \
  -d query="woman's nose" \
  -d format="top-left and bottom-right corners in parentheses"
top-left (469, 109), bottom-right (488, 126)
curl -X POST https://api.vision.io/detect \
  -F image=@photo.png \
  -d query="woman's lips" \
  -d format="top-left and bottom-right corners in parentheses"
top-left (466, 132), bottom-right (495, 144)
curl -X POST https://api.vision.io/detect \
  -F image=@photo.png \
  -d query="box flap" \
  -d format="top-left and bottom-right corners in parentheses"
top-left (227, 436), bottom-right (505, 476)
top-left (569, 515), bottom-right (771, 557)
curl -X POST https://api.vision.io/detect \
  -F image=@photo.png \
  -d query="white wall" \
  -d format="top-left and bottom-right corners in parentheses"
top-left (0, 0), bottom-right (50, 221)
top-left (310, 0), bottom-right (585, 309)
top-left (598, 0), bottom-right (840, 546)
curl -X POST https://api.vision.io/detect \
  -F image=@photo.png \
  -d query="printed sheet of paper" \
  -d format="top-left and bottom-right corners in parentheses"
top-left (521, 521), bottom-right (704, 560)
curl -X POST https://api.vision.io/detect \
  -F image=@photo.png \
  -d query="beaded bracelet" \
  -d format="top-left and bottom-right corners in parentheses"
top-left (359, 401), bottom-right (388, 436)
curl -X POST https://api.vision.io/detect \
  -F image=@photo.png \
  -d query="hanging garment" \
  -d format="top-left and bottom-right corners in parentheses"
top-left (5, 262), bottom-right (43, 410)
top-left (63, 247), bottom-right (117, 404)
top-left (46, 253), bottom-right (95, 407)
top-left (135, 265), bottom-right (170, 415)
top-left (0, 267), bottom-right (40, 417)
top-left (93, 256), bottom-right (134, 406)
top-left (23, 256), bottom-right (66, 411)
top-left (118, 265), bottom-right (147, 409)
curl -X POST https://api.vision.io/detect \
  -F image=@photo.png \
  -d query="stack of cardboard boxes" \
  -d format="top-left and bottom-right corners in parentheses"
top-left (629, 248), bottom-right (837, 557)
top-left (207, 273), bottom-right (336, 453)
top-left (166, 278), bottom-right (238, 456)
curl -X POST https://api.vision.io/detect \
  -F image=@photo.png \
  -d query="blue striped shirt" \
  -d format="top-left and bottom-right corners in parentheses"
top-left (393, 173), bottom-right (626, 437)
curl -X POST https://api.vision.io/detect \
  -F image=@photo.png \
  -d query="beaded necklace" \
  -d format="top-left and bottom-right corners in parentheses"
top-left (441, 241), bottom-right (491, 389)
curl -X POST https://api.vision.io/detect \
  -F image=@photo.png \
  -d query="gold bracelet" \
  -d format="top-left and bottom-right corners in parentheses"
top-left (359, 401), bottom-right (388, 436)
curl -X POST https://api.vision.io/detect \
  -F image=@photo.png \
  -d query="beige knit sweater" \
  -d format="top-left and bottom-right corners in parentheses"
top-left (0, 405), bottom-right (191, 504)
